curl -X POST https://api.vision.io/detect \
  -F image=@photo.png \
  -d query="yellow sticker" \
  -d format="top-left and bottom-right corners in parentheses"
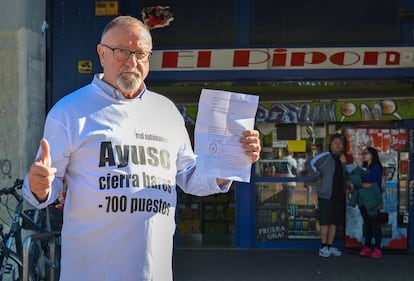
top-left (287, 140), bottom-right (306, 152)
top-left (95, 1), bottom-right (119, 16)
top-left (78, 60), bottom-right (92, 73)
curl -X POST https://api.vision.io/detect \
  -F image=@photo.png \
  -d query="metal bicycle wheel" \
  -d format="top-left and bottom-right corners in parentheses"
top-left (28, 240), bottom-right (57, 281)
top-left (0, 250), bottom-right (34, 281)
top-left (25, 233), bottom-right (61, 281)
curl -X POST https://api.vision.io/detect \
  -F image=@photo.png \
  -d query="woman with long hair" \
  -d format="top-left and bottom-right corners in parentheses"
top-left (357, 147), bottom-right (384, 258)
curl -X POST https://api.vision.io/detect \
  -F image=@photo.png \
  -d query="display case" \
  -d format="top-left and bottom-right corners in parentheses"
top-left (255, 181), bottom-right (319, 242)
top-left (177, 194), bottom-right (202, 235)
top-left (254, 123), bottom-right (330, 242)
top-left (176, 185), bottom-right (236, 247)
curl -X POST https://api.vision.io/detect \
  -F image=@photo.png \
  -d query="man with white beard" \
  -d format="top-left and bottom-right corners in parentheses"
top-left (23, 16), bottom-right (261, 281)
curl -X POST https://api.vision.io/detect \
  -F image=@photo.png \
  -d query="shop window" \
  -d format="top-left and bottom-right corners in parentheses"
top-left (255, 123), bottom-right (332, 241)
top-left (176, 185), bottom-right (236, 247)
top-left (256, 182), bottom-right (319, 242)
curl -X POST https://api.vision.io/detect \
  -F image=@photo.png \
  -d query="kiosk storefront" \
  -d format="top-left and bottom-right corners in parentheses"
top-left (173, 95), bottom-right (414, 250)
top-left (147, 45), bottom-right (414, 249)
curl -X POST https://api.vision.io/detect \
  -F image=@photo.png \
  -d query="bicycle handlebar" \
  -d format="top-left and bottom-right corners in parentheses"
top-left (0, 178), bottom-right (24, 196)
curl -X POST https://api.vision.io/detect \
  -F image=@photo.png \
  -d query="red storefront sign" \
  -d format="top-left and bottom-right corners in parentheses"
top-left (149, 47), bottom-right (414, 71)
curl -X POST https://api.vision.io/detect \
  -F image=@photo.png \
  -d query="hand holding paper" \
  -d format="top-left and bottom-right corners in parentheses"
top-left (194, 89), bottom-right (260, 182)
top-left (240, 130), bottom-right (261, 163)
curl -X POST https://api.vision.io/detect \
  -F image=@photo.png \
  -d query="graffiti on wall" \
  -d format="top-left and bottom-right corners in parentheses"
top-left (0, 159), bottom-right (12, 179)
top-left (257, 99), bottom-right (411, 124)
top-left (177, 99), bottom-right (412, 127)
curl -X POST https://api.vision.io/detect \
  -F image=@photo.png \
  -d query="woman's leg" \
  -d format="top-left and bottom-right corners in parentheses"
top-left (359, 206), bottom-right (373, 247)
top-left (372, 211), bottom-right (382, 249)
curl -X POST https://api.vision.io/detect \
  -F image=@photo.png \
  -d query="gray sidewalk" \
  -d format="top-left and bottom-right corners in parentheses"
top-left (173, 248), bottom-right (414, 281)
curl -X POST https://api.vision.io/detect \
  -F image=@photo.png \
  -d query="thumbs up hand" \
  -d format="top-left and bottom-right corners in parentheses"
top-left (28, 138), bottom-right (57, 202)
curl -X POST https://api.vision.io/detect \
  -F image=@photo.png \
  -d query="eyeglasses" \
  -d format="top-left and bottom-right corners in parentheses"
top-left (100, 44), bottom-right (152, 62)
top-left (361, 151), bottom-right (369, 155)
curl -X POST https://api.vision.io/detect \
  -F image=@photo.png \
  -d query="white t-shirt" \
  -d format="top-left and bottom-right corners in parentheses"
top-left (284, 155), bottom-right (298, 187)
top-left (23, 74), bottom-right (230, 281)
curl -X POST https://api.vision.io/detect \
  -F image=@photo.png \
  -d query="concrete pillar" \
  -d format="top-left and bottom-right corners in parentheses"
top-left (0, 0), bottom-right (46, 187)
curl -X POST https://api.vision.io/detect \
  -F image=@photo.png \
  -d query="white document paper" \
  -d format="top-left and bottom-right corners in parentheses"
top-left (194, 88), bottom-right (259, 182)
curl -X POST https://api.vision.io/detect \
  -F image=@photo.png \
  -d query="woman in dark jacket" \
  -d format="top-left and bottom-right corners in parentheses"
top-left (355, 147), bottom-right (384, 258)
